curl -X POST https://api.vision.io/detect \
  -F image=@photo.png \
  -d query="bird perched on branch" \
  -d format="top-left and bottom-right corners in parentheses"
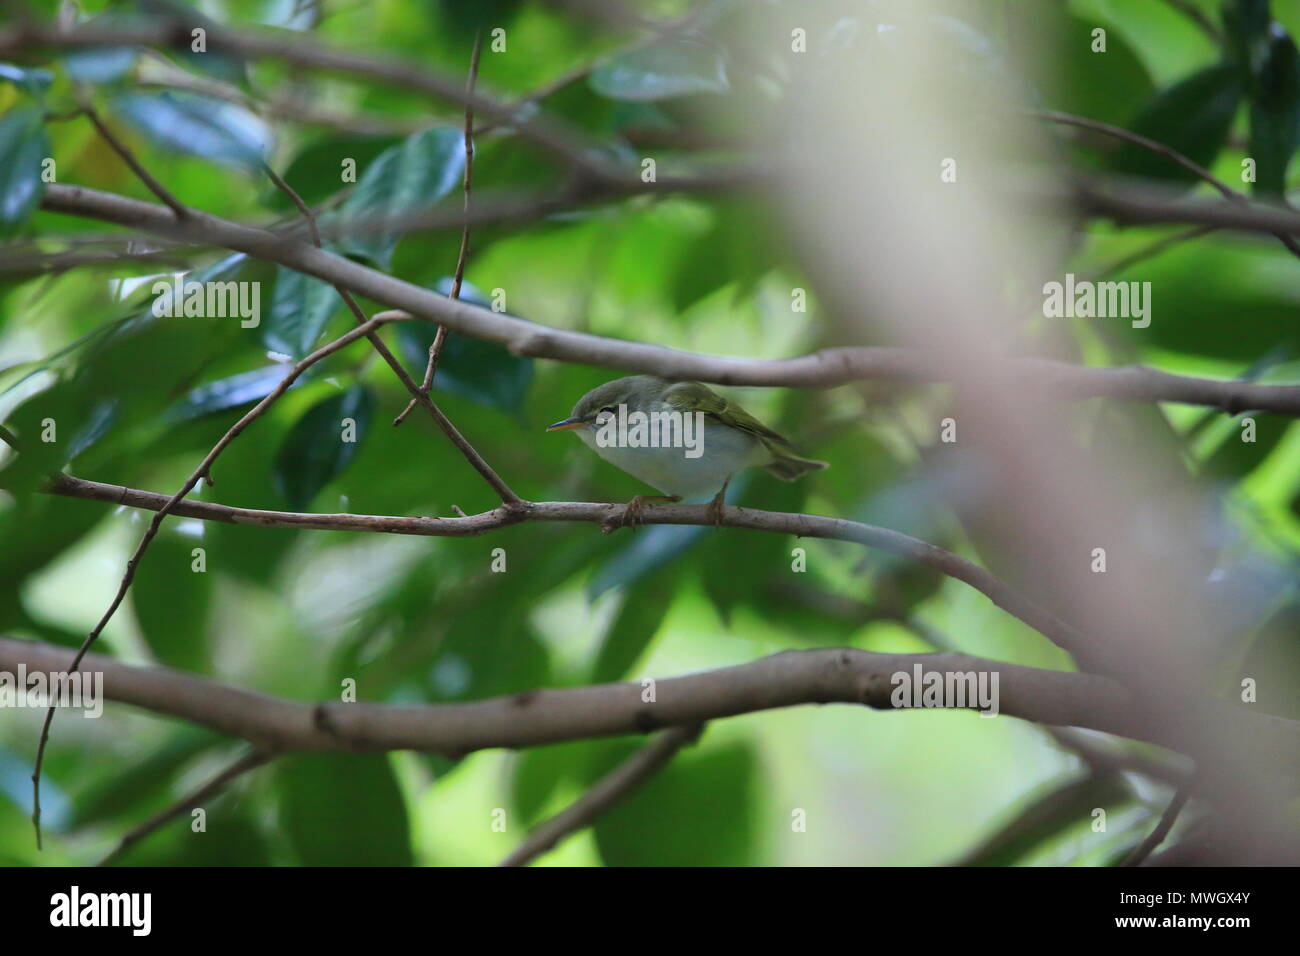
top-left (548, 375), bottom-right (827, 527)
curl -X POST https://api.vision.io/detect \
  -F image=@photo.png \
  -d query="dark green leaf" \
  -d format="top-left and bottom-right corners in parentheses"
top-left (278, 752), bottom-right (412, 865)
top-left (0, 496), bottom-right (104, 628)
top-left (1224, 0), bottom-right (1273, 88)
top-left (272, 385), bottom-right (375, 510)
top-left (1200, 414), bottom-right (1292, 479)
top-left (1049, 16), bottom-right (1154, 127)
top-left (264, 266), bottom-right (340, 357)
top-left (588, 523), bottom-right (707, 599)
top-left (1113, 239), bottom-right (1300, 360)
top-left (510, 741), bottom-right (589, 828)
top-left (1248, 25), bottom-right (1300, 197)
top-left (265, 133), bottom-right (402, 209)
top-left (166, 365), bottom-right (298, 422)
top-left (132, 525), bottom-right (212, 672)
top-left (339, 126), bottom-right (465, 268)
top-left (590, 568), bottom-right (677, 683)
top-left (395, 280), bottom-right (533, 414)
top-left (70, 730), bottom-right (218, 827)
top-left (0, 106), bottom-right (49, 232)
top-left (439, 0), bottom-right (524, 41)
top-left (110, 90), bottom-right (270, 170)
top-left (1110, 63), bottom-right (1244, 188)
top-left (957, 774), bottom-right (1132, 866)
top-left (592, 739), bottom-right (756, 865)
top-left (591, 36), bottom-right (729, 101)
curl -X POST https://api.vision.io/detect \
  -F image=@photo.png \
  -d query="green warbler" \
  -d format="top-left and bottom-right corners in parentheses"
top-left (548, 375), bottom-right (827, 525)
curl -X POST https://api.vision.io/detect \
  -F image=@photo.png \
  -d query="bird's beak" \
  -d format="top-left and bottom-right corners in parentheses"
top-left (546, 418), bottom-right (586, 432)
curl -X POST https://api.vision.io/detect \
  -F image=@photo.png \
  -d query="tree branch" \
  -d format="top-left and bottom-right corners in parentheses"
top-left (0, 19), bottom-right (624, 184)
top-left (394, 29), bottom-right (482, 428)
top-left (34, 184), bottom-right (1300, 415)
top-left (1037, 110), bottom-right (1300, 260)
top-left (43, 472), bottom-right (1088, 659)
top-left (30, 312), bottom-right (415, 848)
top-left (7, 636), bottom-right (1292, 759)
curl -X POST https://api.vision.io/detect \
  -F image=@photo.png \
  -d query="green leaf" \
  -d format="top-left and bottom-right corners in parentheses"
top-left (591, 36), bottom-right (729, 101)
top-left (0, 62), bottom-right (54, 97)
top-left (110, 90), bottom-right (270, 170)
top-left (1110, 63), bottom-right (1244, 187)
top-left (671, 202), bottom-right (780, 312)
top-left (1049, 16), bottom-right (1154, 127)
top-left (510, 741), bottom-right (589, 828)
top-left (439, 0), bottom-right (524, 41)
top-left (1224, 0), bottom-right (1273, 89)
top-left (70, 729), bottom-right (218, 827)
top-left (591, 739), bottom-right (756, 865)
top-left (278, 752), bottom-right (413, 865)
top-left (1200, 414), bottom-right (1292, 479)
top-left (166, 365), bottom-right (299, 422)
top-left (957, 774), bottom-right (1132, 866)
top-left (394, 280), bottom-right (533, 414)
top-left (1248, 25), bottom-right (1300, 197)
top-left (590, 568), bottom-right (677, 683)
top-left (339, 126), bottom-right (465, 269)
top-left (0, 496), bottom-right (105, 628)
top-left (266, 133), bottom-right (402, 209)
top-left (63, 47), bottom-right (138, 84)
top-left (588, 523), bottom-right (707, 599)
top-left (136, 0), bottom-right (248, 87)
top-left (1112, 239), bottom-right (1300, 360)
top-left (132, 525), bottom-right (212, 672)
top-left (264, 266), bottom-right (341, 358)
top-left (60, 10), bottom-right (141, 85)
top-left (272, 385), bottom-right (374, 510)
top-left (0, 106), bottom-right (49, 233)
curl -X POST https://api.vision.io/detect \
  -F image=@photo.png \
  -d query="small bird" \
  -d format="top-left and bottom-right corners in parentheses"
top-left (547, 375), bottom-right (827, 527)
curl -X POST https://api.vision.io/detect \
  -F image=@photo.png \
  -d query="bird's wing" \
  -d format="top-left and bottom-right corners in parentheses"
top-left (662, 381), bottom-right (792, 446)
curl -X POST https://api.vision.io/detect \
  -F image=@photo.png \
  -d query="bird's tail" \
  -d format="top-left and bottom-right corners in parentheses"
top-left (762, 442), bottom-right (829, 481)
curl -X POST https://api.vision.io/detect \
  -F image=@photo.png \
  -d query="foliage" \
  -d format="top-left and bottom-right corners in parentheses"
top-left (0, 0), bottom-right (1297, 867)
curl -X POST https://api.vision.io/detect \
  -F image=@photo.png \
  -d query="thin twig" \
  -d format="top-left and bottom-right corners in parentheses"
top-left (262, 159), bottom-right (521, 505)
top-left (37, 182), bottom-right (1300, 415)
top-left (1122, 777), bottom-right (1194, 867)
top-left (30, 312), bottom-right (414, 849)
top-left (98, 750), bottom-right (272, 866)
top-left (395, 29), bottom-right (482, 427)
top-left (74, 92), bottom-right (188, 218)
top-left (500, 724), bottom-right (703, 866)
top-left (1035, 109), bottom-right (1300, 260)
top-left (45, 473), bottom-right (1089, 660)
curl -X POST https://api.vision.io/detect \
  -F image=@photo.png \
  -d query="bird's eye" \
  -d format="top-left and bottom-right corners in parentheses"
top-left (600, 406), bottom-right (616, 415)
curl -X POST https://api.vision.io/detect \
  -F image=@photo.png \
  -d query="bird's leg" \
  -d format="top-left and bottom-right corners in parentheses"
top-left (706, 479), bottom-right (730, 528)
top-left (620, 494), bottom-right (680, 530)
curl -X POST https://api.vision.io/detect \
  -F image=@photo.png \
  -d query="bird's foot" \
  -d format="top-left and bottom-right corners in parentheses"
top-left (608, 494), bottom-right (679, 533)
